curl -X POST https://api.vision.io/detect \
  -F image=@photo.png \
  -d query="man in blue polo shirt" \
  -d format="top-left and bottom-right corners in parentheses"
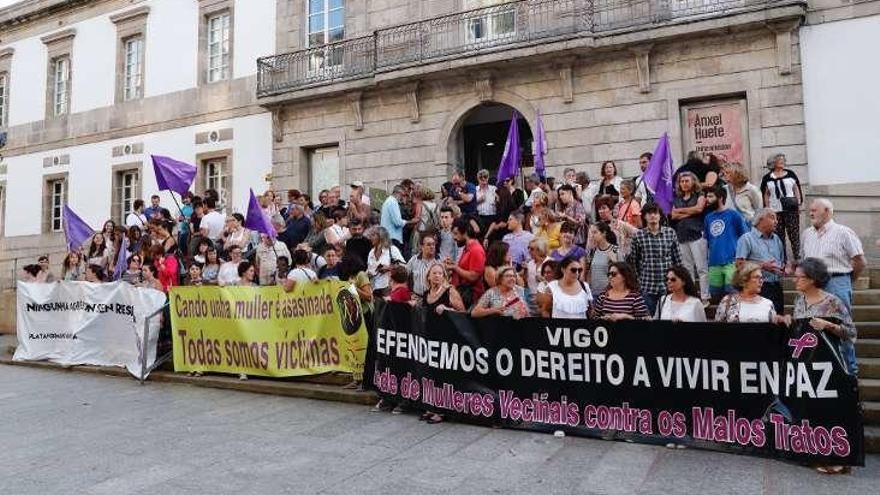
top-left (735, 208), bottom-right (786, 312)
top-left (704, 186), bottom-right (750, 301)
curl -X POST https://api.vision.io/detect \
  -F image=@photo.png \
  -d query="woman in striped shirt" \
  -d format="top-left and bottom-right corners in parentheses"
top-left (590, 262), bottom-right (650, 320)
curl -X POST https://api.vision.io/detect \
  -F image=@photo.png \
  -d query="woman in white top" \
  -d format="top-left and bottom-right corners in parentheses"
top-left (658, 266), bottom-right (706, 322)
top-left (540, 256), bottom-right (593, 319)
top-left (221, 214), bottom-right (251, 251)
top-left (723, 162), bottom-right (763, 223)
top-left (367, 226), bottom-right (405, 295)
top-left (715, 262), bottom-right (786, 324)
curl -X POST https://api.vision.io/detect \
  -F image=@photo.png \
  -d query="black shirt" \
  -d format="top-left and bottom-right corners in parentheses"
top-left (345, 236), bottom-right (372, 266)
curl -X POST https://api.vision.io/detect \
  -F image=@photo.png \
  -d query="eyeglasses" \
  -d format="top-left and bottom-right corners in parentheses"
top-left (666, 277), bottom-right (679, 282)
top-left (569, 268), bottom-right (583, 275)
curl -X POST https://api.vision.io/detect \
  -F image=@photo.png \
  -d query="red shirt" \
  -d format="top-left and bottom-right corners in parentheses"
top-left (156, 255), bottom-right (179, 292)
top-left (389, 285), bottom-right (412, 303)
top-left (452, 238), bottom-right (486, 300)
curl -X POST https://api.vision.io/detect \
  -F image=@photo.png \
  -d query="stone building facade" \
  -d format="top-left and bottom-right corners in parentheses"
top-left (260, 0), bottom-right (880, 259)
top-left (0, 0), bottom-right (277, 291)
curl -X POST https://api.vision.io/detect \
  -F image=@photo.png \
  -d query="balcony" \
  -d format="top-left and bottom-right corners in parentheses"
top-left (257, 0), bottom-right (805, 99)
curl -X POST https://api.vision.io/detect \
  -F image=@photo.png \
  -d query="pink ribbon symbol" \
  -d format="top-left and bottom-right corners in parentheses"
top-left (788, 333), bottom-right (818, 359)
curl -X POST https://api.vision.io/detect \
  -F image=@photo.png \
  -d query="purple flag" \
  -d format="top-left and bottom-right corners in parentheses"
top-left (642, 133), bottom-right (675, 214)
top-left (151, 155), bottom-right (197, 196)
top-left (63, 205), bottom-right (95, 253)
top-left (496, 112), bottom-right (521, 183)
top-left (534, 109), bottom-right (547, 179)
top-left (244, 188), bottom-right (277, 238)
top-left (113, 237), bottom-right (130, 281)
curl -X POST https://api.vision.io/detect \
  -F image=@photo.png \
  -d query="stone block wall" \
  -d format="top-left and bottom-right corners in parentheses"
top-left (271, 25), bottom-right (807, 193)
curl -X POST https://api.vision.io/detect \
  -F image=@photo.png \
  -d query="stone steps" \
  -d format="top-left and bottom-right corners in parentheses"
top-left (868, 426), bottom-right (880, 455)
top-left (857, 338), bottom-right (880, 358)
top-left (861, 379), bottom-right (880, 402)
top-left (859, 357), bottom-right (880, 379)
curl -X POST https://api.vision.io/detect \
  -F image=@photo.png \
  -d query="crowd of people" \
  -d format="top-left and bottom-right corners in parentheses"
top-left (21, 151), bottom-right (867, 465)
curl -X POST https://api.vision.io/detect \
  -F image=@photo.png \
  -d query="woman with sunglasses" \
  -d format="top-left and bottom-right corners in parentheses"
top-left (540, 256), bottom-right (592, 319)
top-left (121, 254), bottom-right (143, 285)
top-left (590, 262), bottom-right (649, 320)
top-left (657, 265), bottom-right (706, 322)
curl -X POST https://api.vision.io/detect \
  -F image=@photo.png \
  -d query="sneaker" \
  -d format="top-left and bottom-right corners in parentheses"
top-left (238, 373), bottom-right (248, 381)
top-left (665, 443), bottom-right (677, 449)
top-left (371, 400), bottom-right (389, 413)
top-left (193, 371), bottom-right (203, 377)
top-left (391, 405), bottom-right (405, 415)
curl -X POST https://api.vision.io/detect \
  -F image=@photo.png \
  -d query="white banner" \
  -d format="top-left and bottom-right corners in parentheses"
top-left (14, 281), bottom-right (167, 378)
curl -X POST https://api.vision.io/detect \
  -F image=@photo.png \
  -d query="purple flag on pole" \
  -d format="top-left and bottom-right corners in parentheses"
top-left (642, 132), bottom-right (675, 215)
top-left (151, 155), bottom-right (197, 196)
top-left (244, 188), bottom-right (277, 238)
top-left (63, 205), bottom-right (95, 253)
top-left (113, 237), bottom-right (130, 281)
top-left (496, 112), bottom-right (521, 183)
top-left (534, 109), bottom-right (547, 179)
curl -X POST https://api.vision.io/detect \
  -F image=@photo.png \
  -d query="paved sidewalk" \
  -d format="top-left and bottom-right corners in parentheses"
top-left (1, 365), bottom-right (878, 495)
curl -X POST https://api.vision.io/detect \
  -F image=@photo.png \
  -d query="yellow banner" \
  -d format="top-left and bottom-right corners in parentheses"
top-left (170, 281), bottom-right (367, 377)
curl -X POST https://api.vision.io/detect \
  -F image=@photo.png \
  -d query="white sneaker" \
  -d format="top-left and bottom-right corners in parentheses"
top-left (238, 373), bottom-right (248, 381)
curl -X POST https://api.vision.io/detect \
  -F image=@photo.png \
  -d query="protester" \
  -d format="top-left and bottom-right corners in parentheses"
top-left (137, 263), bottom-right (162, 290)
top-left (192, 237), bottom-right (212, 265)
top-left (221, 214), bottom-right (251, 253)
top-left (200, 197), bottom-right (225, 243)
top-left (629, 204), bottom-right (682, 315)
top-left (281, 203), bottom-right (312, 251)
top-left (410, 188), bottom-right (439, 249)
top-left (21, 264), bottom-right (45, 282)
top-left (386, 265), bottom-right (413, 304)
top-left (144, 194), bottom-right (169, 221)
top-left (445, 171), bottom-right (477, 216)
top-left (657, 266), bottom-right (706, 322)
top-left (670, 171), bottom-right (709, 303)
top-left (596, 161), bottom-right (622, 207)
top-left (121, 254), bottom-right (142, 285)
top-left (722, 163), bottom-right (762, 223)
top-left (150, 244), bottom-right (179, 292)
top-left (792, 257), bottom-right (858, 377)
top-left (202, 247), bottom-right (222, 285)
top-left (501, 211), bottom-right (534, 269)
top-left (483, 241), bottom-right (510, 289)
top-left (276, 256), bottom-right (291, 281)
top-left (483, 185), bottom-right (517, 245)
top-left (84, 263), bottom-right (107, 283)
top-left (703, 186), bottom-right (750, 301)
top-left (37, 255), bottom-right (57, 283)
top-left (236, 261), bottom-right (257, 287)
top-left (86, 233), bottom-right (112, 272)
top-left (217, 245), bottom-right (244, 286)
top-left (318, 246), bottom-right (342, 280)
top-left (616, 180), bottom-right (642, 229)
top-left (714, 262), bottom-right (782, 324)
top-left (524, 238), bottom-right (549, 300)
top-left (555, 184), bottom-right (588, 245)
top-left (61, 252), bottom-right (84, 281)
top-left (380, 185), bottom-right (412, 253)
top-left (344, 219), bottom-right (372, 266)
top-left (541, 256), bottom-right (593, 319)
top-left (549, 221), bottom-right (587, 269)
top-left (590, 262), bottom-right (649, 320)
top-left (475, 169), bottom-right (497, 233)
top-left (325, 209), bottom-right (351, 248)
top-left (151, 220), bottom-right (177, 255)
top-left (406, 233), bottom-right (440, 298)
top-left (125, 199), bottom-right (148, 229)
top-left (761, 153), bottom-right (803, 258)
top-left (367, 227), bottom-right (405, 296)
top-left (437, 207), bottom-right (459, 263)
top-left (255, 234), bottom-right (291, 286)
top-left (633, 152), bottom-right (653, 206)
top-left (445, 218), bottom-right (486, 308)
top-left (585, 222), bottom-right (620, 294)
top-left (801, 198), bottom-right (866, 311)
top-left (597, 197), bottom-right (633, 258)
top-left (287, 248), bottom-right (319, 283)
top-left (533, 210), bottom-right (562, 251)
top-left (424, 263), bottom-right (465, 316)
top-left (471, 266), bottom-right (530, 319)
top-left (187, 263), bottom-right (204, 286)
top-left (735, 208), bottom-right (786, 313)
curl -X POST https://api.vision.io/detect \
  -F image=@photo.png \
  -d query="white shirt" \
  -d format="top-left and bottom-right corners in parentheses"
top-left (738, 297), bottom-right (776, 323)
top-left (658, 296), bottom-right (707, 322)
top-left (547, 280), bottom-right (593, 319)
top-left (125, 212), bottom-right (147, 229)
top-left (801, 220), bottom-right (864, 275)
top-left (287, 266), bottom-right (318, 282)
top-left (201, 211), bottom-right (225, 241)
top-left (367, 246), bottom-right (404, 291)
top-left (217, 261), bottom-right (240, 286)
top-left (476, 184), bottom-right (497, 216)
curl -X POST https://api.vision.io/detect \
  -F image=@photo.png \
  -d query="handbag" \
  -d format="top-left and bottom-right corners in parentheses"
top-left (780, 196), bottom-right (799, 212)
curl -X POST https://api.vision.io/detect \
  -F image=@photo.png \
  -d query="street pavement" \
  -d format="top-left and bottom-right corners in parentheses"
top-left (1, 365), bottom-right (878, 495)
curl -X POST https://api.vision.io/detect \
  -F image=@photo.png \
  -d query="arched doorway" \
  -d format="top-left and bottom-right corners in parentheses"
top-left (453, 102), bottom-right (534, 183)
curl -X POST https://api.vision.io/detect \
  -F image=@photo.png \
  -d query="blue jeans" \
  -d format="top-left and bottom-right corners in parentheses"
top-left (824, 274), bottom-right (858, 374)
top-left (642, 293), bottom-right (661, 319)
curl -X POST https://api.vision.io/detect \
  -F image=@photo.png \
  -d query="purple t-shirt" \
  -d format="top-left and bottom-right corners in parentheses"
top-left (549, 245), bottom-right (587, 262)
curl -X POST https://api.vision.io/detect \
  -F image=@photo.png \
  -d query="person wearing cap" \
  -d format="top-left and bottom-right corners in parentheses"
top-left (350, 181), bottom-right (370, 208)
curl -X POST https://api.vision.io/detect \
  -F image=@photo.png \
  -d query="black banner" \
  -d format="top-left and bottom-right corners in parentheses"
top-left (369, 303), bottom-right (864, 466)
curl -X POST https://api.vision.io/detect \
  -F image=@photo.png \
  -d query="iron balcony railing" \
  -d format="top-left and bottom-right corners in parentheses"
top-left (257, 0), bottom-right (789, 97)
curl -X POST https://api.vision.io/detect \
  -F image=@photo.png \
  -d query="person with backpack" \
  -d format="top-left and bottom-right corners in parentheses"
top-left (410, 187), bottom-right (440, 251)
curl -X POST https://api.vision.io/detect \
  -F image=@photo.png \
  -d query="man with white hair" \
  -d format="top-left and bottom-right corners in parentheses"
top-left (735, 208), bottom-right (786, 312)
top-left (801, 198), bottom-right (866, 310)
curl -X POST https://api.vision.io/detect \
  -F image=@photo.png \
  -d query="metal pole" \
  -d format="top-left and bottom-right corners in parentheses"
top-left (140, 315), bottom-right (149, 385)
